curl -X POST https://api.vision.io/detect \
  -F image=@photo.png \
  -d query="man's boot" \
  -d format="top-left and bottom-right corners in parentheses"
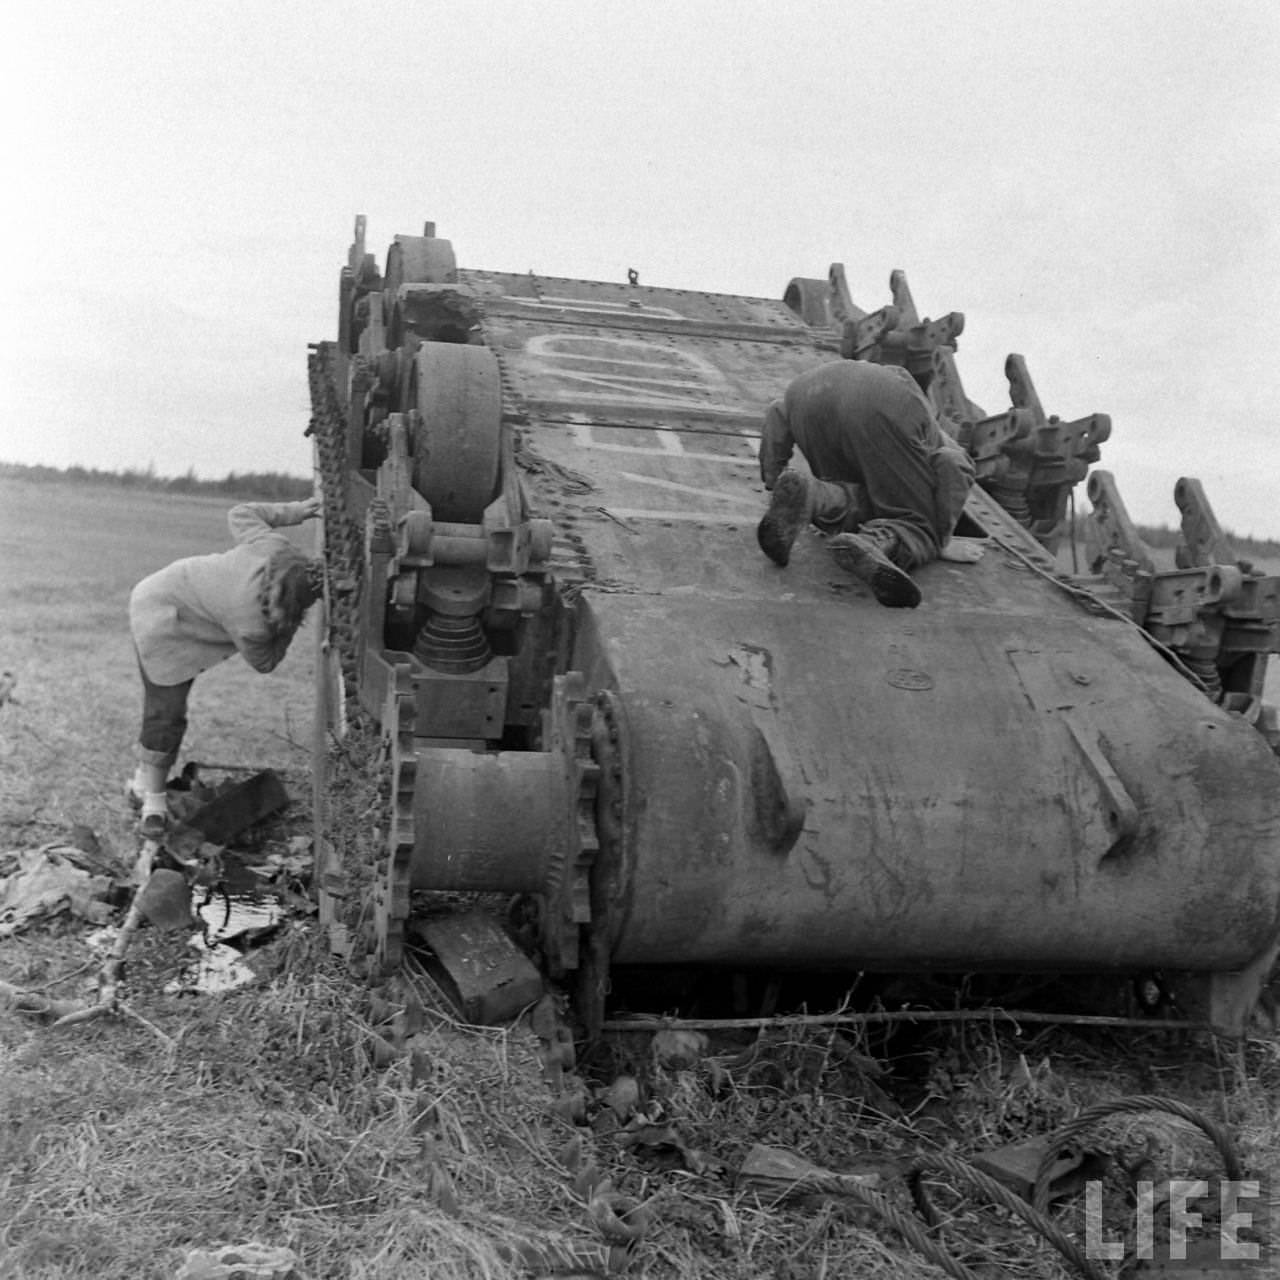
top-left (757, 470), bottom-right (811, 567)
top-left (829, 528), bottom-right (922, 609)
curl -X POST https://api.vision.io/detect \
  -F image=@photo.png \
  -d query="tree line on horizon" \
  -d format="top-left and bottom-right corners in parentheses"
top-left (3, 457), bottom-right (1278, 560)
top-left (0, 460), bottom-right (313, 501)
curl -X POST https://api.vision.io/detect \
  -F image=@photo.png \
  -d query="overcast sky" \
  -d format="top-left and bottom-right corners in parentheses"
top-left (4, 1), bottom-right (1278, 535)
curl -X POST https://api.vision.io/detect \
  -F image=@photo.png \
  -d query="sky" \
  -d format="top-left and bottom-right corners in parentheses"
top-left (3, 0), bottom-right (1278, 534)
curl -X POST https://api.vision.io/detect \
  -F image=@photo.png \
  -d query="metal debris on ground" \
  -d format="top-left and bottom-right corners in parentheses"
top-left (137, 770), bottom-right (298, 995)
top-left (3, 767), bottom-right (304, 1028)
top-left (737, 1143), bottom-right (882, 1207)
top-left (174, 1242), bottom-right (299, 1280)
top-left (244, 834), bottom-right (313, 882)
top-left (415, 910), bottom-right (544, 1025)
top-left (174, 768), bottom-right (290, 845)
top-left (971, 1135), bottom-right (1108, 1203)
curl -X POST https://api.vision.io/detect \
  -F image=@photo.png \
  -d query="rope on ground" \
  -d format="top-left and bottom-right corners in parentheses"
top-left (908, 1150), bottom-right (1108, 1280)
top-left (1032, 1093), bottom-right (1244, 1216)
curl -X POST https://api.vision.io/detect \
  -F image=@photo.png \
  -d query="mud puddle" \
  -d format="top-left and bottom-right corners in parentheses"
top-left (167, 844), bottom-right (309, 994)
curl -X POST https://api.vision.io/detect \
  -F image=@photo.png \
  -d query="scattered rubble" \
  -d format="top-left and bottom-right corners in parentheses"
top-left (1, 770), bottom-right (305, 1027)
top-left (0, 842), bottom-right (119, 937)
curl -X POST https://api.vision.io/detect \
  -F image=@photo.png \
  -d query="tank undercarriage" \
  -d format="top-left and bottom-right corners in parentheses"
top-left (308, 217), bottom-right (1280, 1036)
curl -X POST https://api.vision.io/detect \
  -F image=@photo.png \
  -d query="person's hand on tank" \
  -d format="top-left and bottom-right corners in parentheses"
top-left (300, 495), bottom-right (323, 519)
top-left (939, 537), bottom-right (985, 563)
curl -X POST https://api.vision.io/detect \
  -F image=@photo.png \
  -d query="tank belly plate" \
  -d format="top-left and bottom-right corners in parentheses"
top-left (458, 267), bottom-right (1280, 975)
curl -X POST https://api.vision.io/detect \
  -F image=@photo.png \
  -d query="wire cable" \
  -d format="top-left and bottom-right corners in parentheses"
top-left (908, 1151), bottom-right (1108, 1280)
top-left (1032, 1094), bottom-right (1243, 1216)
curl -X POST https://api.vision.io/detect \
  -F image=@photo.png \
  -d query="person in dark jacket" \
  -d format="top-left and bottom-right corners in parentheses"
top-left (756, 361), bottom-right (977, 607)
top-left (125, 498), bottom-right (324, 836)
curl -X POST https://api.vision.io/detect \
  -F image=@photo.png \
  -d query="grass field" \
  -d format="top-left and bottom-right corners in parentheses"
top-left (2, 476), bottom-right (1279, 1279)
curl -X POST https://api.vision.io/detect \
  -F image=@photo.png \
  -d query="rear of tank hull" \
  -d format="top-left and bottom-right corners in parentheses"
top-left (575, 593), bottom-right (1280, 976)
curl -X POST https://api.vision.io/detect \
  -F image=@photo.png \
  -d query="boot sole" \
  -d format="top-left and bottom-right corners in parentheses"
top-left (757, 474), bottom-right (809, 567)
top-left (832, 543), bottom-right (922, 608)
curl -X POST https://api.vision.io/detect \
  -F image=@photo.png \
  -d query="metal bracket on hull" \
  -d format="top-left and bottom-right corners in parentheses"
top-left (1063, 714), bottom-right (1139, 856)
top-left (958, 355), bottom-right (1109, 548)
top-left (841, 269), bottom-right (965, 393)
top-left (1084, 472), bottom-right (1280, 705)
top-left (1007, 648), bottom-right (1139, 864)
top-left (806, 264), bottom-right (1106, 554)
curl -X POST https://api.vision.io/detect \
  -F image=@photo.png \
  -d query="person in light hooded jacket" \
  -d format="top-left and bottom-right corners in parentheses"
top-left (125, 497), bottom-right (324, 836)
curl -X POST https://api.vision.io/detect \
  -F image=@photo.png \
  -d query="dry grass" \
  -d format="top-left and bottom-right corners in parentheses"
top-left (4, 955), bottom-right (1277, 1278)
top-left (2, 476), bottom-right (1279, 1278)
top-left (1, 946), bottom-right (600, 1279)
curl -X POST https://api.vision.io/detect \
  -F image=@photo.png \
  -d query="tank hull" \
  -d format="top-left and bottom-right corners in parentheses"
top-left (311, 219), bottom-right (1280, 1031)
top-left (573, 589), bottom-right (1280, 971)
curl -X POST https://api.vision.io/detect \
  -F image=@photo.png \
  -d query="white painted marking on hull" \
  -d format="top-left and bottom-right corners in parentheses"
top-left (616, 471), bottom-right (760, 504)
top-left (567, 422), bottom-right (757, 464)
top-left (525, 333), bottom-right (735, 411)
top-left (606, 509), bottom-right (756, 525)
top-left (503, 295), bottom-right (688, 321)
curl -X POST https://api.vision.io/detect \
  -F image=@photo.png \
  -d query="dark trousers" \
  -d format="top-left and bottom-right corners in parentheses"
top-left (136, 652), bottom-right (193, 770)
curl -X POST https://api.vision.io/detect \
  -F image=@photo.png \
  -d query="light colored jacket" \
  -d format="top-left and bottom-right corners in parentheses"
top-left (130, 502), bottom-right (315, 686)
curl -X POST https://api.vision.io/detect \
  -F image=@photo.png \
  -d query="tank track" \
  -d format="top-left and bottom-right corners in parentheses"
top-left (307, 342), bottom-right (385, 959)
top-left (308, 338), bottom-right (607, 983)
top-left (306, 342), bottom-right (364, 696)
top-left (483, 325), bottom-right (601, 590)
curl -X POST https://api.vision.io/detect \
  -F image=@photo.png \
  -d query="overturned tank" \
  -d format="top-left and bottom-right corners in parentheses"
top-left (308, 216), bottom-right (1280, 1035)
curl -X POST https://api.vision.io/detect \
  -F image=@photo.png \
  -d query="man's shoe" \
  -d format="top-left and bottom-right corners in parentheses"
top-left (830, 533), bottom-right (922, 608)
top-left (757, 471), bottom-right (811, 567)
